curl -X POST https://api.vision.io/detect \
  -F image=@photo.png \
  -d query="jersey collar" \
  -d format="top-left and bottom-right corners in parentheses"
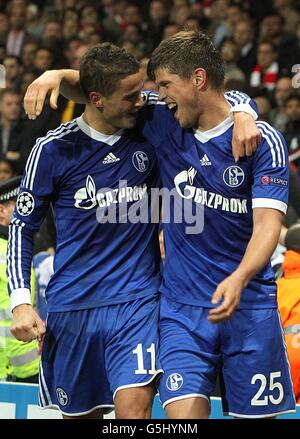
top-left (76, 114), bottom-right (124, 145)
top-left (193, 116), bottom-right (233, 143)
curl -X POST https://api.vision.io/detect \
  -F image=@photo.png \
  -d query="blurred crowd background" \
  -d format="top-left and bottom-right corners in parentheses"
top-left (0, 0), bottom-right (299, 402)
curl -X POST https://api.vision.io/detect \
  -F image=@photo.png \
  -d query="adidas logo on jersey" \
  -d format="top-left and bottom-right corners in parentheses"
top-left (103, 153), bottom-right (120, 164)
top-left (200, 154), bottom-right (211, 166)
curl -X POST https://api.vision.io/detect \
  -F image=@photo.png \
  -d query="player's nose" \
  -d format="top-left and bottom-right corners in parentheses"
top-left (135, 93), bottom-right (144, 109)
top-left (158, 87), bottom-right (167, 101)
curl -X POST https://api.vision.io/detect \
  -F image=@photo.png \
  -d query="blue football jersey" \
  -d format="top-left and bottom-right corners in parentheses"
top-left (8, 116), bottom-right (161, 311)
top-left (139, 93), bottom-right (288, 308)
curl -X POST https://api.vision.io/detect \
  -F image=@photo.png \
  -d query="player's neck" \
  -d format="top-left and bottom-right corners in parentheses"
top-left (83, 105), bottom-right (120, 135)
top-left (196, 92), bottom-right (231, 132)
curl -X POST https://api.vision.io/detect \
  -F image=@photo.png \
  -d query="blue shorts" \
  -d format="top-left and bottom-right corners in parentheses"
top-left (159, 295), bottom-right (296, 418)
top-left (39, 294), bottom-right (162, 416)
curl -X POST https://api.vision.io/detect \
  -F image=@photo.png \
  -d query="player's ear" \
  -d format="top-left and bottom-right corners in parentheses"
top-left (89, 91), bottom-right (104, 108)
top-left (192, 68), bottom-right (206, 89)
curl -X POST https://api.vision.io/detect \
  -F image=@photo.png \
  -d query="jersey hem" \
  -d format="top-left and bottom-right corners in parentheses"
top-left (47, 288), bottom-right (160, 312)
top-left (159, 291), bottom-right (277, 309)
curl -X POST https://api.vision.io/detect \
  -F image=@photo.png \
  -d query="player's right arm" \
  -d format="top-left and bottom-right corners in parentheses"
top-left (24, 69), bottom-right (84, 120)
top-left (209, 122), bottom-right (289, 323)
top-left (7, 141), bottom-right (57, 342)
top-left (208, 208), bottom-right (284, 323)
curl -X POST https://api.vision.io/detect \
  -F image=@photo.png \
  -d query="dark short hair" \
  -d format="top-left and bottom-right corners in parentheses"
top-left (262, 13), bottom-right (285, 26)
top-left (0, 158), bottom-right (18, 173)
top-left (3, 55), bottom-right (21, 65)
top-left (285, 222), bottom-right (300, 252)
top-left (0, 88), bottom-right (20, 101)
top-left (79, 42), bottom-right (140, 98)
top-left (284, 94), bottom-right (300, 107)
top-left (147, 30), bottom-right (225, 91)
top-left (258, 39), bottom-right (277, 53)
top-left (36, 46), bottom-right (54, 56)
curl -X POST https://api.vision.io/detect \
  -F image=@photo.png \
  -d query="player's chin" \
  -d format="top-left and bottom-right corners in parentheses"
top-left (178, 116), bottom-right (195, 130)
top-left (123, 114), bottom-right (139, 128)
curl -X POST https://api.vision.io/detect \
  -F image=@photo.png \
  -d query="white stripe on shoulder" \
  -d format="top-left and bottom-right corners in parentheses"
top-left (25, 120), bottom-right (79, 189)
top-left (24, 121), bottom-right (79, 190)
top-left (257, 122), bottom-right (285, 168)
top-left (24, 120), bottom-right (77, 185)
top-left (257, 124), bottom-right (276, 168)
top-left (257, 121), bottom-right (286, 166)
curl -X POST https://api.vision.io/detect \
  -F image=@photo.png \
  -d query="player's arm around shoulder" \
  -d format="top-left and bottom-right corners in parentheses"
top-left (225, 90), bottom-right (261, 161)
top-left (24, 69), bottom-right (83, 120)
top-left (232, 112), bottom-right (261, 160)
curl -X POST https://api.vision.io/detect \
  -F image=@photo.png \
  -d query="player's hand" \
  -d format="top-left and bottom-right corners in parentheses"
top-left (11, 304), bottom-right (45, 342)
top-left (208, 274), bottom-right (245, 324)
top-left (24, 70), bottom-right (63, 120)
top-left (232, 112), bottom-right (261, 162)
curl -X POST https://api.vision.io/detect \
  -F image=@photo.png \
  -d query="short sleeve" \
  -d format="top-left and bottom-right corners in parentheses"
top-left (252, 121), bottom-right (289, 214)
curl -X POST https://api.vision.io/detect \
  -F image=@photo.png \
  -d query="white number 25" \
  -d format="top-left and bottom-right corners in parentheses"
top-left (251, 372), bottom-right (284, 406)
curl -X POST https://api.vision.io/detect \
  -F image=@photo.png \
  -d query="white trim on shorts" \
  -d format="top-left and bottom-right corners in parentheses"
top-left (38, 403), bottom-right (115, 417)
top-left (113, 369), bottom-right (163, 401)
top-left (226, 409), bottom-right (296, 418)
top-left (162, 393), bottom-right (209, 409)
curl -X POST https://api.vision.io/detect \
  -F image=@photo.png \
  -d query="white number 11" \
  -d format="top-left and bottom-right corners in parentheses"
top-left (132, 343), bottom-right (157, 375)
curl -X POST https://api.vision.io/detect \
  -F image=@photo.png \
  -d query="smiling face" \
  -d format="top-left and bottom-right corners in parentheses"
top-left (147, 31), bottom-right (225, 128)
top-left (80, 43), bottom-right (142, 130)
top-left (155, 67), bottom-right (200, 129)
top-left (96, 70), bottom-right (144, 131)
